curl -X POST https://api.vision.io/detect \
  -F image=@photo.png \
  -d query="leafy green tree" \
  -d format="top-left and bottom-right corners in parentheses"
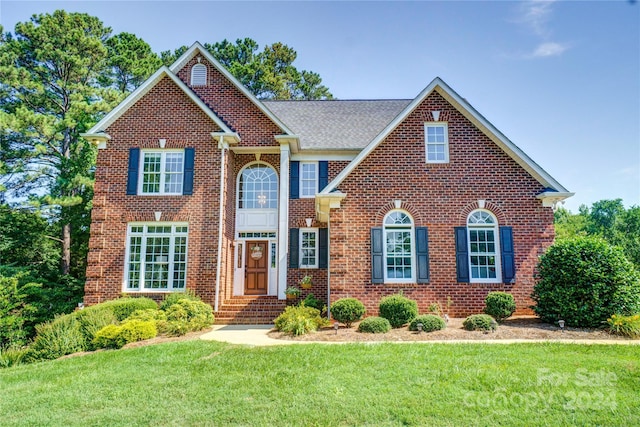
top-left (0, 10), bottom-right (120, 276)
top-left (0, 205), bottom-right (59, 276)
top-left (162, 38), bottom-right (333, 100)
top-left (102, 32), bottom-right (162, 93)
top-left (0, 272), bottom-right (40, 348)
top-left (554, 206), bottom-right (587, 240)
top-left (587, 198), bottom-right (625, 240)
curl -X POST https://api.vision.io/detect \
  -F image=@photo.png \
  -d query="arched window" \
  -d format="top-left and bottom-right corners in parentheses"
top-left (238, 164), bottom-right (277, 209)
top-left (467, 210), bottom-right (501, 282)
top-left (383, 210), bottom-right (414, 281)
top-left (190, 63), bottom-right (207, 86)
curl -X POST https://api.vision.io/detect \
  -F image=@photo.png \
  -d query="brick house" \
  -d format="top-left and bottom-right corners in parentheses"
top-left (82, 42), bottom-right (572, 323)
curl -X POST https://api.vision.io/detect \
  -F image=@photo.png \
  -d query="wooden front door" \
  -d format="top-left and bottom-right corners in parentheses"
top-left (245, 241), bottom-right (268, 295)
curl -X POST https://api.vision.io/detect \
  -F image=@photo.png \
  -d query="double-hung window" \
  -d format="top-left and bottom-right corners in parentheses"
top-left (300, 162), bottom-right (318, 198)
top-left (383, 211), bottom-right (415, 282)
top-left (425, 123), bottom-right (449, 163)
top-left (140, 150), bottom-right (184, 195)
top-left (300, 228), bottom-right (318, 268)
top-left (467, 210), bottom-right (501, 282)
top-left (125, 224), bottom-right (188, 291)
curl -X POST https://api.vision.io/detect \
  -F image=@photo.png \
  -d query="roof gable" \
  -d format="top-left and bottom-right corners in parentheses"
top-left (322, 77), bottom-right (570, 194)
top-left (86, 66), bottom-right (233, 135)
top-left (169, 42), bottom-right (295, 136)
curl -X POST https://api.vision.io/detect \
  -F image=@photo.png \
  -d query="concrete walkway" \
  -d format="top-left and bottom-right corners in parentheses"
top-left (199, 324), bottom-right (640, 346)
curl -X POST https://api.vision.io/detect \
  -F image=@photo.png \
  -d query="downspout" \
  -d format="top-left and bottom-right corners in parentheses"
top-left (316, 206), bottom-right (331, 319)
top-left (214, 136), bottom-right (228, 312)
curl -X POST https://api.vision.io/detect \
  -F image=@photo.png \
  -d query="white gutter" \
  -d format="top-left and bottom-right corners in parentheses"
top-left (214, 135), bottom-right (229, 312)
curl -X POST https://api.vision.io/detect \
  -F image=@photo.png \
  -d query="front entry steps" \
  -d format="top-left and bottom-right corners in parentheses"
top-left (215, 296), bottom-right (287, 324)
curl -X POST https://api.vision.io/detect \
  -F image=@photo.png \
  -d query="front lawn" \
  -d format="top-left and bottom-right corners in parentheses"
top-left (1, 341), bottom-right (638, 426)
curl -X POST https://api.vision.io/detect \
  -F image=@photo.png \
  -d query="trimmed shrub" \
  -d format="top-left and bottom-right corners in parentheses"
top-left (274, 305), bottom-right (327, 336)
top-left (300, 293), bottom-right (323, 311)
top-left (98, 297), bottom-right (158, 321)
top-left (379, 294), bottom-right (418, 328)
top-left (27, 314), bottom-right (86, 361)
top-left (463, 314), bottom-right (496, 331)
top-left (409, 314), bottom-right (446, 332)
top-left (75, 307), bottom-right (118, 350)
top-left (330, 298), bottom-right (366, 327)
top-left (0, 346), bottom-right (29, 368)
top-left (607, 314), bottom-right (640, 338)
top-left (357, 316), bottom-right (391, 334)
top-left (126, 308), bottom-right (166, 322)
top-left (484, 292), bottom-right (516, 322)
top-left (159, 289), bottom-right (200, 311)
top-left (93, 320), bottom-right (157, 349)
top-left (533, 237), bottom-right (640, 327)
top-left (159, 299), bottom-right (214, 336)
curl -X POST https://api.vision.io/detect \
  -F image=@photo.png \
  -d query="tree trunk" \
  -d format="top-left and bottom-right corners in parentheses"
top-left (62, 222), bottom-right (71, 275)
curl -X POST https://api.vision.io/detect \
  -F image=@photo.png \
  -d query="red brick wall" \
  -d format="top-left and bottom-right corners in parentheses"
top-left (328, 91), bottom-right (555, 317)
top-left (177, 57), bottom-right (283, 146)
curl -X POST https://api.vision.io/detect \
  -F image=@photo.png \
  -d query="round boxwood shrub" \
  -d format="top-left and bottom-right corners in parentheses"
top-left (160, 299), bottom-right (215, 336)
top-left (409, 314), bottom-right (446, 332)
top-left (379, 294), bottom-right (418, 328)
top-left (463, 314), bottom-right (496, 331)
top-left (484, 292), bottom-right (516, 322)
top-left (533, 237), bottom-right (640, 327)
top-left (330, 298), bottom-right (366, 327)
top-left (357, 316), bottom-right (391, 334)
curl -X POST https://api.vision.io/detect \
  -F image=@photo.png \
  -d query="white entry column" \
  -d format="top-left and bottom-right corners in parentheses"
top-left (277, 142), bottom-right (290, 299)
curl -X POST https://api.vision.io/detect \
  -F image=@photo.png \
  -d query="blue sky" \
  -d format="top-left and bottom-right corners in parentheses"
top-left (1, 0), bottom-right (638, 212)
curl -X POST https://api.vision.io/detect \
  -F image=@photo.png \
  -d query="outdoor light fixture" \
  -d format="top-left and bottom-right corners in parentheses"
top-left (334, 322), bottom-right (339, 335)
top-left (416, 322), bottom-right (423, 333)
top-left (558, 319), bottom-right (565, 332)
top-left (444, 314), bottom-right (449, 324)
top-left (491, 319), bottom-right (498, 332)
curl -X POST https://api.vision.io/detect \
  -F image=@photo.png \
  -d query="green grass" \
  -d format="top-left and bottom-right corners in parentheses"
top-left (1, 341), bottom-right (638, 426)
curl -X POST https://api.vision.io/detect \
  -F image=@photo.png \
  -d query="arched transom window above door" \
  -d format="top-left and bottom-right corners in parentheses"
top-left (239, 164), bottom-right (278, 209)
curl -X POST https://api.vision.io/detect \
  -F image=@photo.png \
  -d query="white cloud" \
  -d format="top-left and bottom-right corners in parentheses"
top-left (520, 0), bottom-right (557, 37)
top-left (530, 42), bottom-right (569, 58)
top-left (513, 1), bottom-right (571, 59)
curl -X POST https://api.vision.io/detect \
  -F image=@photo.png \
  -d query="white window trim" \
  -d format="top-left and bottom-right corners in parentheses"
top-left (123, 222), bottom-right (189, 292)
top-left (424, 122), bottom-right (449, 164)
top-left (299, 161), bottom-right (318, 198)
top-left (467, 210), bottom-right (502, 283)
top-left (191, 63), bottom-right (207, 86)
top-left (138, 149), bottom-right (185, 196)
top-left (383, 210), bottom-right (416, 283)
top-left (299, 227), bottom-right (319, 269)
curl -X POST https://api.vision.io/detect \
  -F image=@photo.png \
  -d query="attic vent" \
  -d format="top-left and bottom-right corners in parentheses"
top-left (191, 63), bottom-right (207, 86)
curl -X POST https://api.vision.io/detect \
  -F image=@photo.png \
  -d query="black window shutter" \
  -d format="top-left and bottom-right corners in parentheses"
top-left (289, 228), bottom-right (299, 268)
top-left (371, 227), bottom-right (384, 284)
top-left (500, 226), bottom-right (516, 283)
top-left (183, 147), bottom-right (195, 195)
top-left (126, 148), bottom-right (140, 195)
top-left (318, 161), bottom-right (329, 192)
top-left (290, 161), bottom-right (299, 199)
top-left (455, 227), bottom-right (470, 283)
top-left (416, 227), bottom-right (430, 283)
top-left (318, 228), bottom-right (328, 268)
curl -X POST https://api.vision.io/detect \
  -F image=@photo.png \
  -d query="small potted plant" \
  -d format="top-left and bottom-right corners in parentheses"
top-left (285, 286), bottom-right (301, 300)
top-left (300, 275), bottom-right (313, 290)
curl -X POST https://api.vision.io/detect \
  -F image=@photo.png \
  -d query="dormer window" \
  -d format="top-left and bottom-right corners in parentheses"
top-left (191, 63), bottom-right (207, 86)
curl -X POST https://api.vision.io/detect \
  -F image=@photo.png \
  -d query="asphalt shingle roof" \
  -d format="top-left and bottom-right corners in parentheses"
top-left (262, 99), bottom-right (411, 150)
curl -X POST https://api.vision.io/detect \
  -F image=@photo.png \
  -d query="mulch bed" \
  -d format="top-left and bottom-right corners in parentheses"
top-left (267, 316), bottom-right (633, 342)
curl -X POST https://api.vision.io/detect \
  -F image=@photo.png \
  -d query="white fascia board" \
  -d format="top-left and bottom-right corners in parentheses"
top-left (432, 80), bottom-right (570, 193)
top-left (169, 42), bottom-right (296, 137)
top-left (321, 79), bottom-right (441, 194)
top-left (536, 191), bottom-right (575, 207)
top-left (86, 66), bottom-right (233, 135)
top-left (322, 77), bottom-right (571, 194)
